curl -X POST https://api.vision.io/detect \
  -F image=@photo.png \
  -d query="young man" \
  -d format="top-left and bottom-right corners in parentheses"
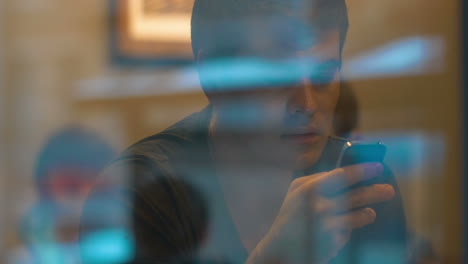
top-left (81, 0), bottom-right (407, 263)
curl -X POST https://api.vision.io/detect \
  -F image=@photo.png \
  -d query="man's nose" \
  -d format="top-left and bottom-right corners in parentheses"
top-left (287, 79), bottom-right (318, 116)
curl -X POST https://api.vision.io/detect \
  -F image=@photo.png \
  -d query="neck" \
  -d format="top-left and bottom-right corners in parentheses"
top-left (208, 109), bottom-right (294, 180)
top-left (209, 110), bottom-right (294, 253)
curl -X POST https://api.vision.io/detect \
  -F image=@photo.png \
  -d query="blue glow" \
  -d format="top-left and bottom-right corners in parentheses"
top-left (360, 132), bottom-right (445, 179)
top-left (32, 244), bottom-right (62, 264)
top-left (81, 229), bottom-right (134, 263)
top-left (197, 58), bottom-right (303, 90)
top-left (192, 57), bottom-right (339, 92)
top-left (344, 36), bottom-right (443, 79)
top-left (359, 244), bottom-right (406, 264)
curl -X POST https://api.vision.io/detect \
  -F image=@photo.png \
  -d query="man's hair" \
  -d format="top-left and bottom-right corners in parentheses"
top-left (191, 0), bottom-right (349, 60)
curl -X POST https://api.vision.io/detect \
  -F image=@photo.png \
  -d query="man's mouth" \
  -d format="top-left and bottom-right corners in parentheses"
top-left (280, 130), bottom-right (323, 145)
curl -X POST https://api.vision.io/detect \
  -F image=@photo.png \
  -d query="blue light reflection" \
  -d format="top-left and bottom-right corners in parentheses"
top-left (81, 229), bottom-right (134, 264)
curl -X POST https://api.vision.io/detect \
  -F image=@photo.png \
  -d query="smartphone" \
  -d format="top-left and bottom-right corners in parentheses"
top-left (330, 137), bottom-right (387, 191)
top-left (296, 136), bottom-right (387, 181)
top-left (335, 140), bottom-right (387, 168)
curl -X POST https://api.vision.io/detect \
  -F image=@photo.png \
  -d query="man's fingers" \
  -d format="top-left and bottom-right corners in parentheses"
top-left (315, 163), bottom-right (383, 194)
top-left (332, 184), bottom-right (395, 213)
top-left (327, 207), bottom-right (377, 230)
top-left (290, 172), bottom-right (327, 192)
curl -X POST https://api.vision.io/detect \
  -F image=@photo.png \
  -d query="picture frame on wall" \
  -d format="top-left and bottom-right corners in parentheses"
top-left (110, 0), bottom-right (195, 67)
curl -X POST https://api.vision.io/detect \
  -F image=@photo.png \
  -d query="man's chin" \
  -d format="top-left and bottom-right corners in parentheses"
top-left (293, 139), bottom-right (328, 171)
top-left (294, 151), bottom-right (322, 170)
top-left (241, 133), bottom-right (328, 170)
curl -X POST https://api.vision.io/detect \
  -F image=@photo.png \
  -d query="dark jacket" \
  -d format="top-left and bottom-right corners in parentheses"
top-left (80, 105), bottom-right (407, 264)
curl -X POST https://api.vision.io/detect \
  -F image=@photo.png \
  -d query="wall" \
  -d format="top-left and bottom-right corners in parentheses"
top-left (0, 0), bottom-right (7, 259)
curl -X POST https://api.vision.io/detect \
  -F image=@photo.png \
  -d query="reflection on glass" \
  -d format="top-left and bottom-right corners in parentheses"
top-left (1, 0), bottom-right (460, 263)
top-left (13, 128), bottom-right (115, 264)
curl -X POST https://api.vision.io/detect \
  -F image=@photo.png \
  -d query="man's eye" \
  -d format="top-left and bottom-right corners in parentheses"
top-left (309, 70), bottom-right (337, 86)
top-left (308, 62), bottom-right (339, 86)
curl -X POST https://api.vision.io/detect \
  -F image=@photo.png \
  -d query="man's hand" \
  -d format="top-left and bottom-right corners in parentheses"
top-left (246, 163), bottom-right (395, 264)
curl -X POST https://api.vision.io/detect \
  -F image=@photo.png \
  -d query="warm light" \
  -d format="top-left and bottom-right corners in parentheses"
top-left (128, 0), bottom-right (192, 42)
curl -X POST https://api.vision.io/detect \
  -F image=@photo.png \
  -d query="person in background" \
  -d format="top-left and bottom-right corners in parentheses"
top-left (12, 127), bottom-right (115, 264)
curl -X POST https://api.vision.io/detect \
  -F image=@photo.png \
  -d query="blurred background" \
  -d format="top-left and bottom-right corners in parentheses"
top-left (0, 0), bottom-right (463, 263)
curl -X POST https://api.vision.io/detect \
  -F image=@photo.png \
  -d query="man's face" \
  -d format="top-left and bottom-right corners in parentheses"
top-left (206, 29), bottom-right (342, 170)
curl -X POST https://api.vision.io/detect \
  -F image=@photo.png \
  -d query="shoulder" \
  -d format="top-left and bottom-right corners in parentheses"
top-left (95, 106), bottom-right (211, 189)
top-left (121, 106), bottom-right (210, 162)
top-left (81, 108), bottom-right (212, 263)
